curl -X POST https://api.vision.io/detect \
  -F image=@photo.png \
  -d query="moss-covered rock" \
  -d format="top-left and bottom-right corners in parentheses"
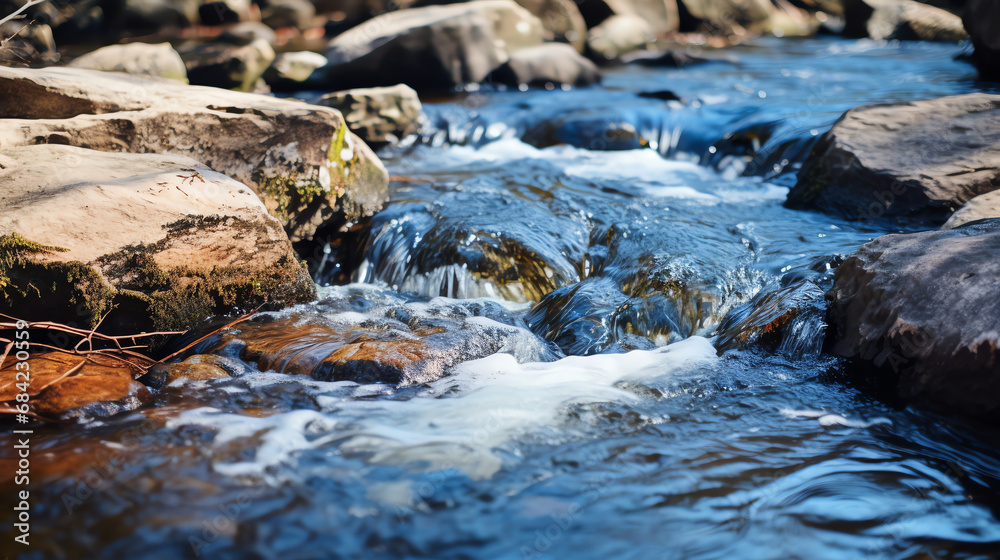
top-left (0, 145), bottom-right (315, 332)
top-left (0, 65), bottom-right (389, 243)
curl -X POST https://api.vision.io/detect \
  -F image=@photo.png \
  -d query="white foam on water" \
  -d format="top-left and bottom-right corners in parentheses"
top-left (168, 337), bottom-right (718, 481)
top-left (781, 408), bottom-right (892, 429)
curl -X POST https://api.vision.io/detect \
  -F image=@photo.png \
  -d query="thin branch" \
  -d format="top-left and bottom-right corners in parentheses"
top-left (0, 0), bottom-right (47, 29)
top-left (158, 305), bottom-right (263, 364)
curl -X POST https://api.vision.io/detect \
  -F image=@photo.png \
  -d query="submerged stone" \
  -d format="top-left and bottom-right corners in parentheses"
top-left (193, 286), bottom-right (556, 385)
top-left (0, 352), bottom-right (151, 421)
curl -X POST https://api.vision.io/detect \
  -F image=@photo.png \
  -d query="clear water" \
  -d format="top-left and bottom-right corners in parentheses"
top-left (4, 37), bottom-right (1000, 560)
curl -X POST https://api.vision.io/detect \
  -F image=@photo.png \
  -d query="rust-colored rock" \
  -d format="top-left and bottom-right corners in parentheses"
top-left (1, 352), bottom-right (152, 421)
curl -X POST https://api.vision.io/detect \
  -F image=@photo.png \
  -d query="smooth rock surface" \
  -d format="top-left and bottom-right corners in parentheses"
top-left (0, 66), bottom-right (389, 243)
top-left (263, 50), bottom-right (329, 90)
top-left (69, 42), bottom-right (188, 82)
top-left (942, 190), bottom-right (1000, 230)
top-left (0, 145), bottom-right (315, 331)
top-left (316, 84), bottom-right (423, 146)
top-left (514, 0), bottom-right (588, 51)
top-left (576, 0), bottom-right (679, 37)
top-left (827, 219), bottom-right (1000, 417)
top-left (586, 14), bottom-right (654, 60)
top-left (786, 93), bottom-right (1000, 222)
top-left (843, 0), bottom-right (967, 41)
top-left (182, 38), bottom-right (276, 92)
top-left (323, 0), bottom-right (546, 91)
top-left (963, 0), bottom-right (1000, 80)
top-left (0, 352), bottom-right (152, 421)
top-left (196, 288), bottom-right (556, 385)
top-left (486, 43), bottom-right (601, 87)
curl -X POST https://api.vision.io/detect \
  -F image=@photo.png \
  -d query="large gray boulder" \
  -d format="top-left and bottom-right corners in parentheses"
top-left (0, 66), bottom-right (388, 243)
top-left (0, 145), bottom-right (315, 332)
top-left (963, 0), bottom-right (1000, 80)
top-left (69, 43), bottom-right (188, 83)
top-left (786, 94), bottom-right (1000, 222)
top-left (323, 0), bottom-right (545, 92)
top-left (827, 219), bottom-right (1000, 417)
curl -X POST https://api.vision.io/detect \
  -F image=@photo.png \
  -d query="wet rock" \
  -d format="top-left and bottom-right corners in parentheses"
top-left (197, 287), bottom-right (556, 385)
top-left (576, 0), bottom-right (679, 39)
top-left (786, 93), bottom-right (1000, 223)
top-left (523, 113), bottom-right (649, 150)
top-left (0, 66), bottom-right (389, 243)
top-left (513, 0), bottom-right (588, 51)
top-left (323, 0), bottom-right (546, 92)
top-left (527, 221), bottom-right (751, 355)
top-left (621, 47), bottom-right (738, 67)
top-left (0, 144), bottom-right (315, 331)
top-left (586, 14), bottom-right (654, 60)
top-left (261, 0), bottom-right (316, 29)
top-left (69, 42), bottom-right (188, 82)
top-left (677, 0), bottom-right (775, 35)
top-left (218, 21), bottom-right (279, 46)
top-left (32, 0), bottom-right (126, 45)
top-left (124, 0), bottom-right (200, 31)
top-left (827, 219), bottom-right (1000, 417)
top-left (842, 0), bottom-right (967, 41)
top-left (357, 189), bottom-right (588, 302)
top-left (486, 43), bottom-right (601, 88)
top-left (263, 51), bottom-right (328, 90)
top-left (0, 20), bottom-right (57, 66)
top-left (140, 355), bottom-right (237, 388)
top-left (316, 84), bottom-right (423, 146)
top-left (181, 38), bottom-right (276, 92)
top-left (942, 191), bottom-right (1000, 230)
top-left (0, 352), bottom-right (151, 421)
top-left (963, 0), bottom-right (1000, 80)
top-left (200, 0), bottom-right (252, 25)
top-left (714, 280), bottom-right (825, 353)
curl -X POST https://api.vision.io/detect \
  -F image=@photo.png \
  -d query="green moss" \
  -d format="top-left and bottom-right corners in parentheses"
top-left (1, 220), bottom-right (315, 333)
top-left (256, 125), bottom-right (361, 228)
top-left (0, 234), bottom-right (114, 327)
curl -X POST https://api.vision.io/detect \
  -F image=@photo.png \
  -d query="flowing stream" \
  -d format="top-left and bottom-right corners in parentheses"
top-left (4, 37), bottom-right (1000, 559)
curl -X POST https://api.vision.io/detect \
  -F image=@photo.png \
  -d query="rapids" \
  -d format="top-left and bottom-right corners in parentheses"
top-left (3, 37), bottom-right (1000, 560)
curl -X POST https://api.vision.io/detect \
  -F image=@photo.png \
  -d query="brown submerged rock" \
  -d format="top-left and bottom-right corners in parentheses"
top-left (196, 288), bottom-right (555, 385)
top-left (827, 219), bottom-right (1000, 417)
top-left (0, 352), bottom-right (151, 421)
top-left (786, 93), bottom-right (1000, 223)
top-left (0, 66), bottom-right (388, 243)
top-left (0, 145), bottom-right (314, 331)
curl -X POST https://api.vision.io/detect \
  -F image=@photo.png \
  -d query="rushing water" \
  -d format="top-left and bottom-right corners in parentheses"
top-left (4, 37), bottom-right (1000, 560)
